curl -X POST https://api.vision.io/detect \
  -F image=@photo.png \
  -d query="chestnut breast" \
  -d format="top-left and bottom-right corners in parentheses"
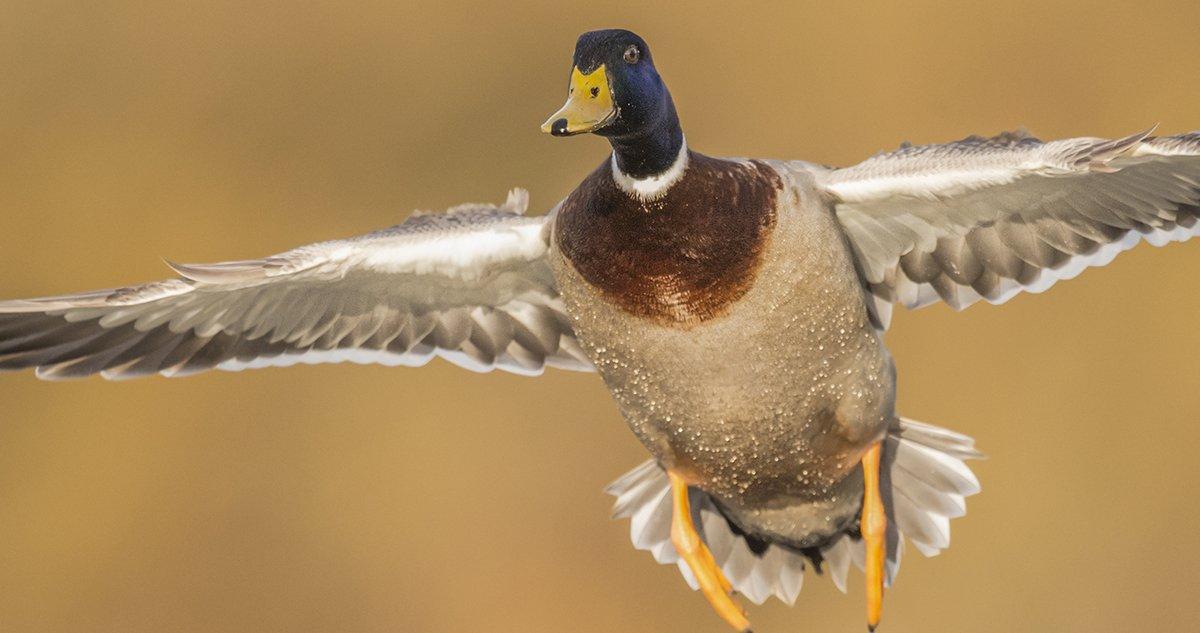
top-left (554, 153), bottom-right (781, 326)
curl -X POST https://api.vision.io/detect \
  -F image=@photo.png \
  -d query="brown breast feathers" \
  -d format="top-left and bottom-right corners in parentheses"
top-left (555, 152), bottom-right (781, 326)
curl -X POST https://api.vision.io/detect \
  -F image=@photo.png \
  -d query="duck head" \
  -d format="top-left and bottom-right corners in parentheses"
top-left (542, 29), bottom-right (685, 180)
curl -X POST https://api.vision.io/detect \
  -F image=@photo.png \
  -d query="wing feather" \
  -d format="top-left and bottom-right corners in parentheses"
top-left (0, 189), bottom-right (593, 380)
top-left (822, 129), bottom-right (1200, 325)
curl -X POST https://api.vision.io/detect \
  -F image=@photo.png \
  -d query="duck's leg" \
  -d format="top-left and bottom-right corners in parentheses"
top-left (861, 442), bottom-right (887, 631)
top-left (666, 470), bottom-right (751, 633)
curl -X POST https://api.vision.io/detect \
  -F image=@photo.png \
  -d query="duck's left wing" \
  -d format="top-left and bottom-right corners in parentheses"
top-left (0, 189), bottom-right (593, 380)
top-left (818, 129), bottom-right (1200, 327)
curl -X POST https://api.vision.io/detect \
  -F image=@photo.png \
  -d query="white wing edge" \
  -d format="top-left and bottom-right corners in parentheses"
top-left (890, 221), bottom-right (1200, 313)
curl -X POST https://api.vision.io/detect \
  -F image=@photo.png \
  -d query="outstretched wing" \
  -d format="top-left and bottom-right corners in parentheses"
top-left (820, 128), bottom-right (1200, 326)
top-left (0, 189), bottom-right (592, 380)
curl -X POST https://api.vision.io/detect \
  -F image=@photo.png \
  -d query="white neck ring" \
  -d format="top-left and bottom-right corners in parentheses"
top-left (610, 136), bottom-right (689, 201)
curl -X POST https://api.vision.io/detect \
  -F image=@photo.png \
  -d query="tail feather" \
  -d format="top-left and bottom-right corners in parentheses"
top-left (604, 416), bottom-right (982, 605)
top-left (823, 533), bottom-right (854, 593)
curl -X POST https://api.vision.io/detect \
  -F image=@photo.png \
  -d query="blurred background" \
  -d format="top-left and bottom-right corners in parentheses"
top-left (1, 1), bottom-right (1199, 632)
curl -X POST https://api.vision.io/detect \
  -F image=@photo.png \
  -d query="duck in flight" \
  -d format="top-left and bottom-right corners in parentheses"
top-left (2, 28), bottom-right (1198, 632)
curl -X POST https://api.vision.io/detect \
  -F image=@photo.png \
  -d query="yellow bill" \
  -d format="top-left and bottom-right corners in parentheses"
top-left (541, 64), bottom-right (616, 136)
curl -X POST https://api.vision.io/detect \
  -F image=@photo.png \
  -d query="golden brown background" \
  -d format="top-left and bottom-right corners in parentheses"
top-left (1, 2), bottom-right (1198, 632)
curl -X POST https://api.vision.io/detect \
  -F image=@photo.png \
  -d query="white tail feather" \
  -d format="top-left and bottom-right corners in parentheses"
top-left (604, 417), bottom-right (982, 605)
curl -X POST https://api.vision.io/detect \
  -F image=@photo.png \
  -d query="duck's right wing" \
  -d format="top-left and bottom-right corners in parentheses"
top-left (0, 189), bottom-right (593, 380)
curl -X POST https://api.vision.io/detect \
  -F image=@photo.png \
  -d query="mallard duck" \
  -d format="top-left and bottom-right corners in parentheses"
top-left (2, 27), bottom-right (1198, 631)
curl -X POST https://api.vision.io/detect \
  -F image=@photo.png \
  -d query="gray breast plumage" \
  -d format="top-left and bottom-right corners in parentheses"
top-left (548, 156), bottom-right (896, 548)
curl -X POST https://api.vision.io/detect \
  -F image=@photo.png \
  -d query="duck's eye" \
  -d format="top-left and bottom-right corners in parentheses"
top-left (623, 45), bottom-right (640, 64)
